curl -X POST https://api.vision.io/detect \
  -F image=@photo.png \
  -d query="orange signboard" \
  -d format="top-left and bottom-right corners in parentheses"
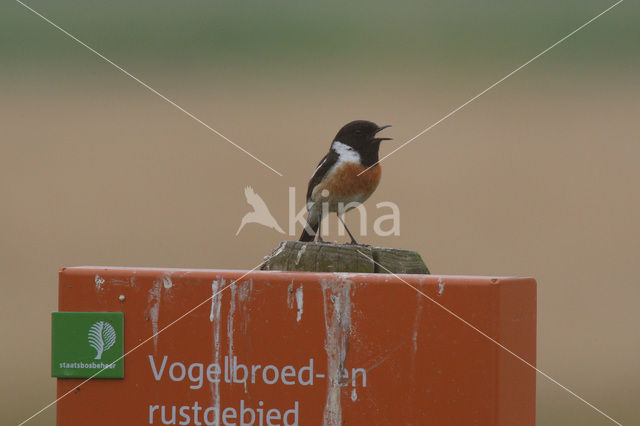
top-left (57, 267), bottom-right (536, 425)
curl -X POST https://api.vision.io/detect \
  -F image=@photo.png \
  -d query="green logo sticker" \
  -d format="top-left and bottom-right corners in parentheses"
top-left (51, 312), bottom-right (124, 379)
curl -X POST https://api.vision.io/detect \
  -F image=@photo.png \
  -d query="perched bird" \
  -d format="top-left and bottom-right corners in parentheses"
top-left (299, 120), bottom-right (391, 244)
top-left (236, 186), bottom-right (284, 235)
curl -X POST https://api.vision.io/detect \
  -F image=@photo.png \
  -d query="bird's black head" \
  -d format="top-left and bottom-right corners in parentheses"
top-left (333, 120), bottom-right (391, 166)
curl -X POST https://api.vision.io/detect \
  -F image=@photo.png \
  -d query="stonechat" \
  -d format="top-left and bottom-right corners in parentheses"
top-left (299, 120), bottom-right (391, 244)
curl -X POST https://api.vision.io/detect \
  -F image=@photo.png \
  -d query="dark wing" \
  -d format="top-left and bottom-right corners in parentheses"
top-left (306, 149), bottom-right (338, 202)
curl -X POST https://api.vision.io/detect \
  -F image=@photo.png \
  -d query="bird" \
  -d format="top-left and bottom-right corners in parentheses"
top-left (236, 186), bottom-right (285, 235)
top-left (299, 120), bottom-right (391, 244)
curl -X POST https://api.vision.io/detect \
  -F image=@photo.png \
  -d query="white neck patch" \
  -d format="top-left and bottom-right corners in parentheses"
top-left (331, 141), bottom-right (360, 164)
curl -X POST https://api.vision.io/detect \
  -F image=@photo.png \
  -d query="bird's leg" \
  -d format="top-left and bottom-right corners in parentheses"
top-left (338, 214), bottom-right (358, 245)
top-left (316, 216), bottom-right (325, 243)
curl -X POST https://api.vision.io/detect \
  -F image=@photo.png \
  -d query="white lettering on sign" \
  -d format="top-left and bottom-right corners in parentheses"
top-left (147, 355), bottom-right (368, 425)
top-left (149, 400), bottom-right (299, 426)
top-left (148, 355), bottom-right (366, 389)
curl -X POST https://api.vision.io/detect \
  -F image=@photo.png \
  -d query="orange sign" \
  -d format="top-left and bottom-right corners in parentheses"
top-left (57, 267), bottom-right (536, 425)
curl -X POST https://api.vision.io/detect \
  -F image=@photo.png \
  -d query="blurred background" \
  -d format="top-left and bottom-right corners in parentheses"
top-left (1, 0), bottom-right (638, 424)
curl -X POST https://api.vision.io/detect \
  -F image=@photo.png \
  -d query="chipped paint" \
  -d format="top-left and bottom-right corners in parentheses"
top-left (287, 281), bottom-right (295, 309)
top-left (321, 278), bottom-right (352, 426)
top-left (296, 286), bottom-right (304, 323)
top-left (438, 277), bottom-right (445, 295)
top-left (147, 281), bottom-right (162, 353)
top-left (94, 275), bottom-right (105, 291)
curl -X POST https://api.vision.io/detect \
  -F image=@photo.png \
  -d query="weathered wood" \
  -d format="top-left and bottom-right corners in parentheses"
top-left (372, 247), bottom-right (430, 274)
top-left (261, 241), bottom-right (429, 274)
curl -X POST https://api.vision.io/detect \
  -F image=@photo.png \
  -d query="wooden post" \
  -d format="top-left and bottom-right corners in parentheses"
top-left (261, 241), bottom-right (429, 274)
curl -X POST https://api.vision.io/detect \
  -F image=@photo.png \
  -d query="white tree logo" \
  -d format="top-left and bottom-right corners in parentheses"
top-left (88, 321), bottom-right (117, 360)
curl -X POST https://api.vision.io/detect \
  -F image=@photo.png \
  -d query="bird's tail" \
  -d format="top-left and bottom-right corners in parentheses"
top-left (299, 212), bottom-right (319, 242)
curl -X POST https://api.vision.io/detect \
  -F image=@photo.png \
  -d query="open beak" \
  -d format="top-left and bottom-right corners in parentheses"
top-left (376, 124), bottom-right (392, 141)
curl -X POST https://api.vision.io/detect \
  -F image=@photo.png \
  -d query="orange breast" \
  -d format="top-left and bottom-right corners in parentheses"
top-left (313, 162), bottom-right (381, 207)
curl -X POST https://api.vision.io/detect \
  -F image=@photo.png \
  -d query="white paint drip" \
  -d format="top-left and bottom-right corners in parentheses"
top-left (238, 280), bottom-right (253, 336)
top-left (227, 282), bottom-right (237, 388)
top-left (210, 280), bottom-right (220, 322)
top-left (147, 281), bottom-right (162, 353)
top-left (438, 277), bottom-right (445, 295)
top-left (351, 388), bottom-right (358, 402)
top-left (412, 292), bottom-right (424, 354)
top-left (295, 245), bottom-right (307, 265)
top-left (321, 278), bottom-right (352, 426)
top-left (269, 241), bottom-right (287, 261)
top-left (94, 275), bottom-right (105, 290)
top-left (296, 286), bottom-right (304, 322)
top-left (238, 280), bottom-right (252, 303)
top-left (162, 275), bottom-right (173, 289)
top-left (209, 279), bottom-right (223, 415)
